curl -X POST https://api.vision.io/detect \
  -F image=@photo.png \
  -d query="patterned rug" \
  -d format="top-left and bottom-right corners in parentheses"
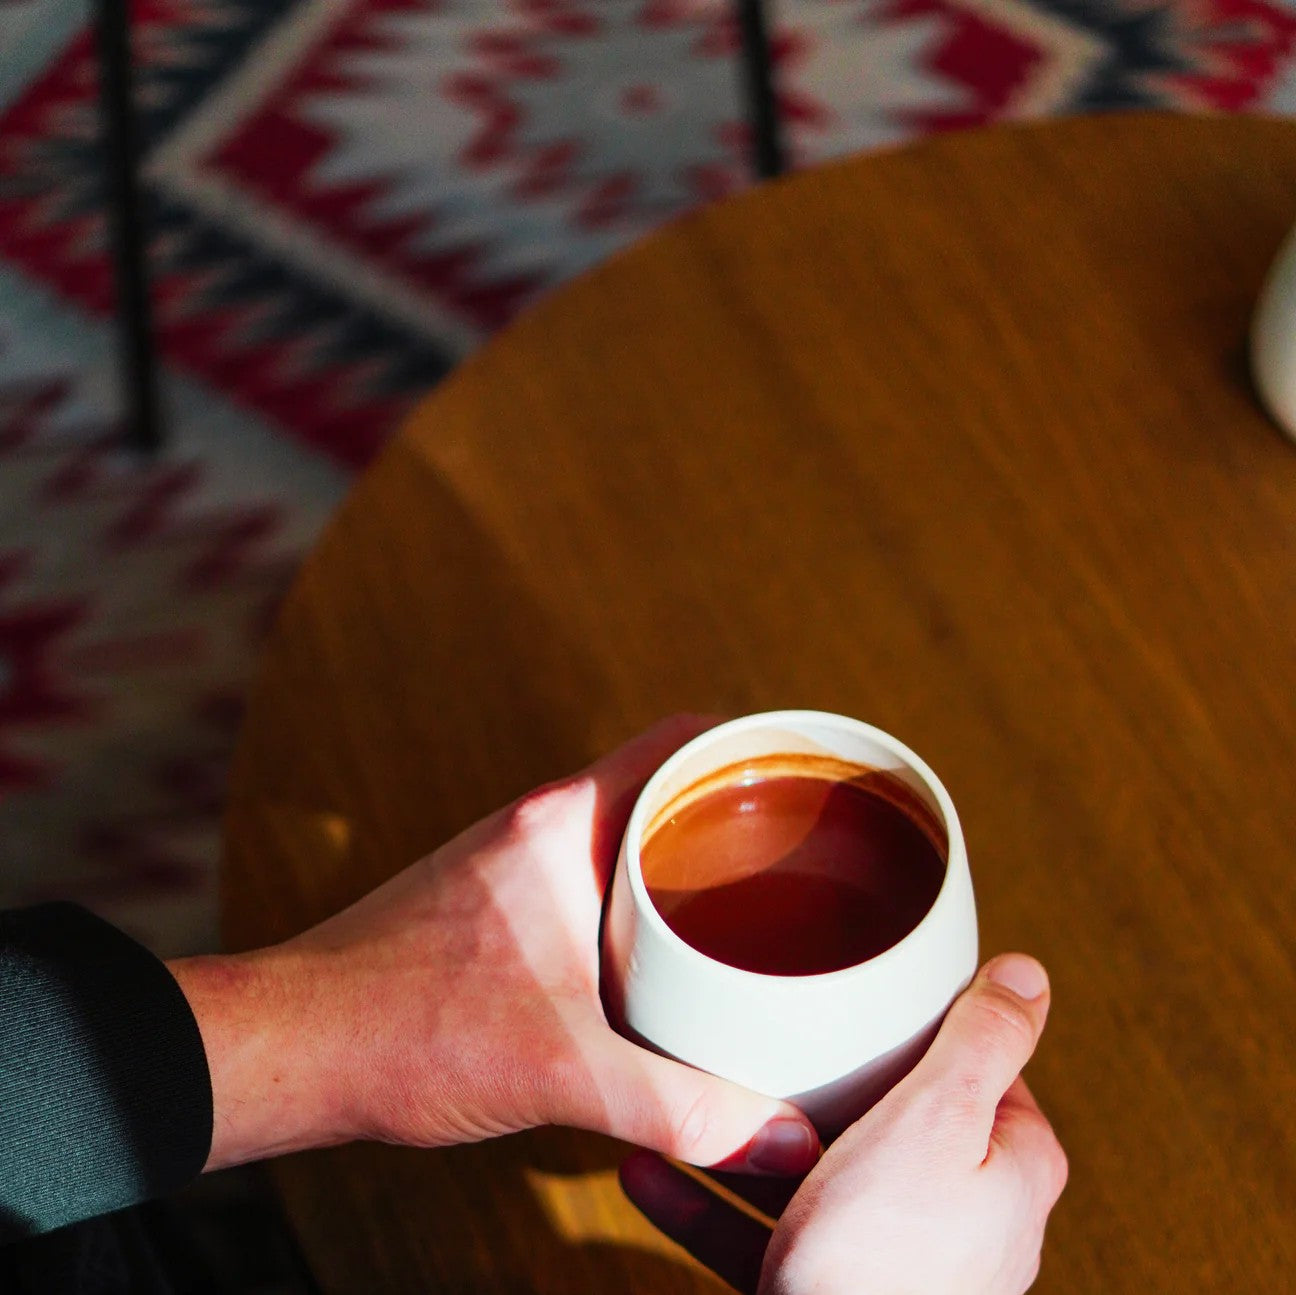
top-left (3, 0), bottom-right (1296, 955)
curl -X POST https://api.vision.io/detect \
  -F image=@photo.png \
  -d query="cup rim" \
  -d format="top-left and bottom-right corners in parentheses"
top-left (623, 709), bottom-right (968, 986)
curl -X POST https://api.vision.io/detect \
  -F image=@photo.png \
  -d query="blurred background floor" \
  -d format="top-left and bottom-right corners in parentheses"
top-left (4, 0), bottom-right (1296, 956)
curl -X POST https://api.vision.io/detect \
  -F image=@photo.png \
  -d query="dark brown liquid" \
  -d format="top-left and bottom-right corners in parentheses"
top-left (641, 760), bottom-right (946, 976)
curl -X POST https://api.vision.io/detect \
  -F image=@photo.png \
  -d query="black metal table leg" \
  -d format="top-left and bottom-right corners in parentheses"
top-left (95, 0), bottom-right (162, 454)
top-left (736, 0), bottom-right (785, 179)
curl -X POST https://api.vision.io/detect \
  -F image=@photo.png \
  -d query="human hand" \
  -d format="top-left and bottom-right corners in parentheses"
top-left (620, 954), bottom-right (1067, 1294)
top-left (170, 716), bottom-right (821, 1178)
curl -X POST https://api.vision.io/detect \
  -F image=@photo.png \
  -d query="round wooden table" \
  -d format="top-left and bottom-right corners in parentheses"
top-left (224, 113), bottom-right (1296, 1293)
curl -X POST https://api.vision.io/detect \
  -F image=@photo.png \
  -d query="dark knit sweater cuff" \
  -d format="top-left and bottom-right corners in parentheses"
top-left (0, 903), bottom-right (213, 1242)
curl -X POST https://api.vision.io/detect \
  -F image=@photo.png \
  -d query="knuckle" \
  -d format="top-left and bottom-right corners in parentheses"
top-left (967, 986), bottom-right (1040, 1056)
top-left (1019, 1121), bottom-right (1068, 1212)
top-left (1019, 1250), bottom-right (1042, 1293)
top-left (924, 1074), bottom-right (983, 1130)
top-left (1046, 1137), bottom-right (1070, 1200)
top-left (502, 778), bottom-right (589, 840)
top-left (654, 711), bottom-right (716, 741)
top-left (669, 1087), bottom-right (714, 1164)
top-left (897, 1081), bottom-right (976, 1145)
top-left (538, 1048), bottom-right (597, 1125)
top-left (955, 1070), bottom-right (986, 1109)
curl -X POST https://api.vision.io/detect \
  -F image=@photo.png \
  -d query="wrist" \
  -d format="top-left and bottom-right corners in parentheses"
top-left (167, 945), bottom-right (357, 1172)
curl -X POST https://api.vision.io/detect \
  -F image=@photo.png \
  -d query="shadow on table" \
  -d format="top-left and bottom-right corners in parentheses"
top-left (273, 1126), bottom-right (730, 1294)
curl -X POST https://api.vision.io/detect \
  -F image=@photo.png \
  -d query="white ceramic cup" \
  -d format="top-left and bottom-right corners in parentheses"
top-left (1252, 222), bottom-right (1296, 443)
top-left (601, 710), bottom-right (978, 1135)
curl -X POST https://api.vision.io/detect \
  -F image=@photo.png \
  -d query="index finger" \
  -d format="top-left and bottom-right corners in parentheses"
top-left (579, 714), bottom-right (721, 886)
top-left (620, 1151), bottom-right (771, 1294)
top-left (704, 1166), bottom-right (804, 1221)
top-left (989, 1076), bottom-right (1069, 1205)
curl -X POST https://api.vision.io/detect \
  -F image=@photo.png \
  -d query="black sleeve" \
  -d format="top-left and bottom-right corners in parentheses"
top-left (0, 903), bottom-right (213, 1243)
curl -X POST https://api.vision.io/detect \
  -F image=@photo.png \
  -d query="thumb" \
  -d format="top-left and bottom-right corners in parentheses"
top-left (568, 1030), bottom-right (821, 1176)
top-left (909, 952), bottom-right (1051, 1148)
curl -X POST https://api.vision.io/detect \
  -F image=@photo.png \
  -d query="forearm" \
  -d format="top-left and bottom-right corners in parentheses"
top-left (167, 945), bottom-right (354, 1172)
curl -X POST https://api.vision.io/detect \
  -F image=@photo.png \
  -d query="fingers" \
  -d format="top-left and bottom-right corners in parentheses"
top-left (573, 1030), bottom-right (820, 1175)
top-left (581, 713), bottom-right (720, 805)
top-left (992, 1073), bottom-right (1048, 1158)
top-left (998, 1074), bottom-right (1044, 1121)
top-left (991, 1077), bottom-right (1069, 1208)
top-left (704, 1167), bottom-right (804, 1221)
top-left (619, 1151), bottom-right (770, 1295)
top-left (908, 954), bottom-right (1051, 1150)
top-left (576, 714), bottom-right (720, 887)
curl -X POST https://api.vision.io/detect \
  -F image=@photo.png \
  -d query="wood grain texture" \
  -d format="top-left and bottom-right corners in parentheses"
top-left (224, 114), bottom-right (1296, 1293)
